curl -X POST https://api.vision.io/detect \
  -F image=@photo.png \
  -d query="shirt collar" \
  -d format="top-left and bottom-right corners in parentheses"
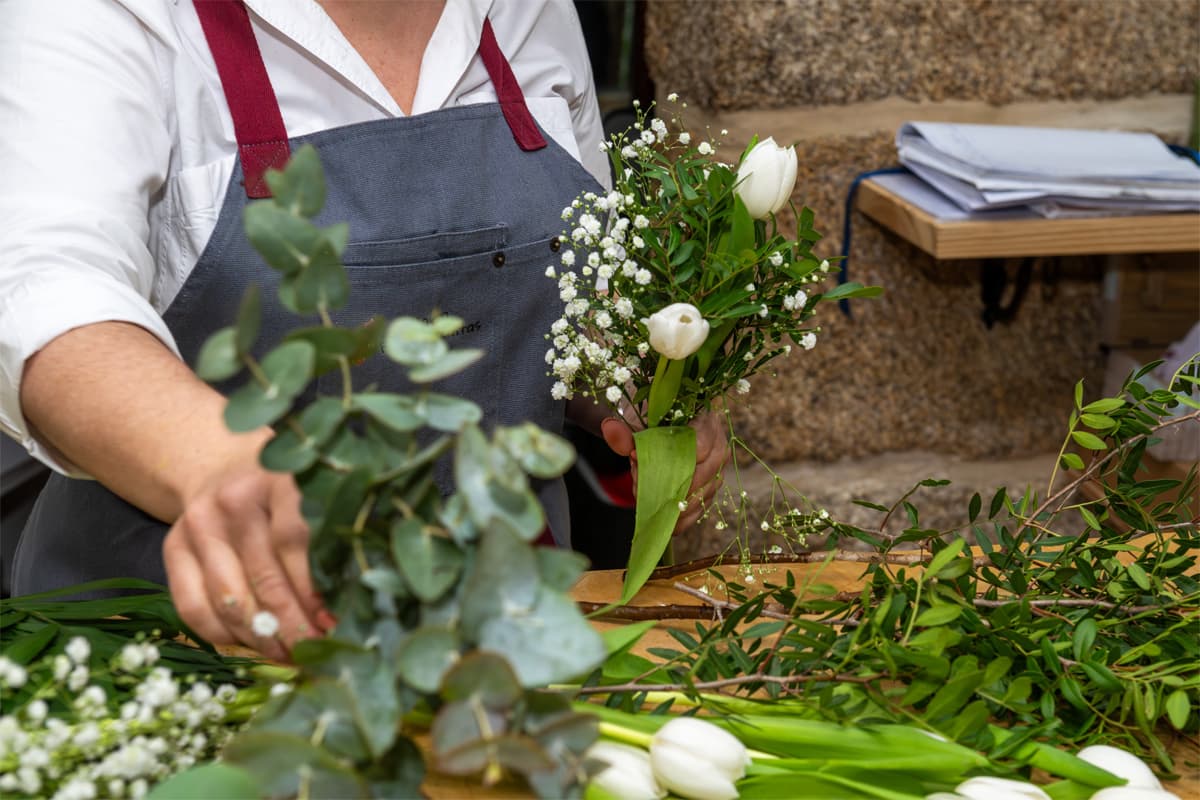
top-left (243, 0), bottom-right (493, 118)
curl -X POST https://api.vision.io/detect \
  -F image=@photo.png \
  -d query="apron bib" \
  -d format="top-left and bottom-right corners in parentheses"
top-left (13, 1), bottom-right (599, 595)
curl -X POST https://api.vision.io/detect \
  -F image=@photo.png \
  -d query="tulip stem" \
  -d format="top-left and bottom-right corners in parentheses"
top-left (598, 721), bottom-right (653, 749)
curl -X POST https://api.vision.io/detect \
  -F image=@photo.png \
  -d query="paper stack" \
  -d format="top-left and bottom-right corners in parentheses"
top-left (896, 122), bottom-right (1200, 218)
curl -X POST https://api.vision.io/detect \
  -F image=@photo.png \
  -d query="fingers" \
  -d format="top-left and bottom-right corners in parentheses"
top-left (601, 417), bottom-right (635, 457)
top-left (163, 470), bottom-right (319, 661)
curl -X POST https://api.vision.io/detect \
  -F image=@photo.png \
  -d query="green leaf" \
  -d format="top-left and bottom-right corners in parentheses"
top-left (285, 326), bottom-right (360, 376)
top-left (496, 423), bottom-right (576, 478)
top-left (455, 424), bottom-right (542, 540)
top-left (620, 426), bottom-right (697, 605)
top-left (224, 381), bottom-right (292, 432)
top-left (145, 763), bottom-right (260, 800)
top-left (1, 624), bottom-right (57, 664)
top-left (441, 652), bottom-right (522, 707)
top-left (646, 356), bottom-right (686, 426)
top-left (820, 281), bottom-right (884, 301)
top-left (243, 202), bottom-right (324, 275)
top-left (1071, 430), bottom-right (1107, 451)
top-left (431, 315), bottom-right (464, 336)
top-left (195, 327), bottom-right (240, 382)
top-left (914, 604), bottom-right (963, 627)
top-left (535, 548), bottom-right (589, 591)
top-left (600, 620), bottom-right (657, 656)
top-left (727, 195), bottom-right (755, 255)
top-left (396, 626), bottom-right (460, 693)
top-left (418, 393), bottom-right (483, 432)
top-left (1079, 506), bottom-right (1101, 531)
top-left (478, 588), bottom-right (606, 687)
top-left (1074, 380), bottom-right (1084, 409)
top-left (408, 348), bottom-right (484, 383)
top-left (988, 488), bottom-right (1007, 519)
top-left (1125, 562), bottom-right (1151, 591)
top-left (262, 340), bottom-right (316, 399)
top-left (1079, 413), bottom-right (1116, 430)
top-left (292, 238), bottom-right (349, 312)
top-left (385, 318), bottom-right (447, 366)
top-left (264, 144), bottom-right (326, 217)
top-left (968, 492), bottom-right (981, 522)
top-left (1060, 452), bottom-right (1085, 471)
top-left (222, 730), bottom-right (368, 800)
top-left (354, 393), bottom-right (423, 432)
top-left (391, 518), bottom-right (464, 602)
top-left (1165, 689), bottom-right (1190, 729)
top-left (926, 538), bottom-right (966, 577)
top-left (1082, 397), bottom-right (1124, 414)
top-left (1072, 618), bottom-right (1097, 661)
top-left (260, 427), bottom-right (320, 472)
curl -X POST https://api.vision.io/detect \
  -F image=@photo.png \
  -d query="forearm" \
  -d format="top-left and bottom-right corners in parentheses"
top-left (20, 321), bottom-right (269, 522)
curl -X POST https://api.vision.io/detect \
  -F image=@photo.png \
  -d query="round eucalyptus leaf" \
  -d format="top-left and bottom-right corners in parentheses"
top-left (285, 326), bottom-right (359, 376)
top-left (360, 567), bottom-right (409, 600)
top-left (478, 589), bottom-right (606, 687)
top-left (385, 318), bottom-right (447, 366)
top-left (260, 428), bottom-right (319, 473)
top-left (293, 238), bottom-right (349, 312)
top-left (528, 710), bottom-right (598, 754)
top-left (396, 626), bottom-right (460, 694)
top-left (144, 763), bottom-right (260, 800)
top-left (535, 548), bottom-right (589, 592)
top-left (253, 679), bottom-right (369, 762)
top-left (296, 396), bottom-right (346, 447)
top-left (436, 734), bottom-right (555, 778)
top-left (431, 699), bottom-right (498, 756)
top-left (354, 393), bottom-right (423, 432)
top-left (195, 327), bottom-right (240, 382)
top-left (418, 392), bottom-right (483, 431)
top-left (261, 340), bottom-right (316, 399)
top-left (408, 348), bottom-right (484, 384)
top-left (440, 652), bottom-right (522, 707)
top-left (222, 730), bottom-right (369, 800)
top-left (234, 284), bottom-right (262, 355)
top-left (263, 143), bottom-right (327, 218)
top-left (438, 494), bottom-right (478, 546)
top-left (497, 423), bottom-right (576, 478)
top-left (391, 518), bottom-right (464, 602)
top-left (431, 314), bottom-right (465, 336)
top-left (459, 523), bottom-right (538, 637)
top-left (224, 381), bottom-right (292, 432)
top-left (243, 202), bottom-right (323, 275)
top-left (455, 425), bottom-right (543, 540)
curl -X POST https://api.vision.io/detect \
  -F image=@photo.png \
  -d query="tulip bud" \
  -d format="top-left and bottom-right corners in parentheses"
top-left (586, 741), bottom-right (665, 800)
top-left (644, 303), bottom-right (710, 360)
top-left (734, 136), bottom-right (798, 219)
top-left (1075, 745), bottom-right (1162, 790)
top-left (648, 717), bottom-right (748, 800)
top-left (952, 776), bottom-right (1051, 800)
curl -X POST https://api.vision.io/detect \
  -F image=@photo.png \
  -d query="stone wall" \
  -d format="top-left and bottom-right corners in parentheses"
top-left (644, 0), bottom-right (1199, 465)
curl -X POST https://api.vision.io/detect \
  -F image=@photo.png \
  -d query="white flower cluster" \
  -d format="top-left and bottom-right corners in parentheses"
top-left (0, 638), bottom-right (239, 799)
top-left (547, 100), bottom-right (834, 419)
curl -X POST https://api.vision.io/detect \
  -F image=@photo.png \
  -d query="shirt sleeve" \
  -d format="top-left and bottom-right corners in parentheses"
top-left (552, 0), bottom-right (612, 191)
top-left (0, 1), bottom-right (178, 474)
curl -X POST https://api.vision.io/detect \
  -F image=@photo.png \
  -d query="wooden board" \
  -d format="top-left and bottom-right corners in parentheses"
top-left (856, 178), bottom-right (1200, 259)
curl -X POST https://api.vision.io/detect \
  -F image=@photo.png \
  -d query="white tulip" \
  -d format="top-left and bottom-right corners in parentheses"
top-left (644, 303), bottom-right (710, 360)
top-left (953, 776), bottom-right (1051, 800)
top-left (586, 741), bottom-right (665, 800)
top-left (735, 136), bottom-right (798, 219)
top-left (1075, 745), bottom-right (1162, 790)
top-left (649, 717), bottom-right (749, 800)
top-left (1089, 788), bottom-right (1181, 800)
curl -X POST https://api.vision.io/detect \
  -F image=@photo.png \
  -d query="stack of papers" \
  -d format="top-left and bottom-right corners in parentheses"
top-left (896, 122), bottom-right (1200, 218)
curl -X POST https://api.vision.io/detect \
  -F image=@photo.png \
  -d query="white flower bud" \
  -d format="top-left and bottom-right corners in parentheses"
top-left (645, 303), bottom-right (710, 360)
top-left (734, 136), bottom-right (798, 219)
top-left (588, 741), bottom-right (665, 800)
top-left (649, 717), bottom-right (748, 800)
top-left (1076, 745), bottom-right (1164, 790)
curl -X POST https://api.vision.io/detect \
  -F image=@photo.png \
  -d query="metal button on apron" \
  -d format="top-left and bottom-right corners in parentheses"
top-left (549, 237), bottom-right (561, 252)
top-left (492, 252), bottom-right (506, 268)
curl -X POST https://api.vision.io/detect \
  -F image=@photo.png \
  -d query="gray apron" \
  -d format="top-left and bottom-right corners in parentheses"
top-left (13, 3), bottom-right (599, 596)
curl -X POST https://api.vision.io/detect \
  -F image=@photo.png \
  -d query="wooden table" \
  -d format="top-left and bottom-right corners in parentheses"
top-left (855, 173), bottom-right (1200, 259)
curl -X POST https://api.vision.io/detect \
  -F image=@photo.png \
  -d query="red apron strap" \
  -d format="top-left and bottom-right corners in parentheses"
top-left (478, 19), bottom-right (547, 152)
top-left (194, 0), bottom-right (291, 198)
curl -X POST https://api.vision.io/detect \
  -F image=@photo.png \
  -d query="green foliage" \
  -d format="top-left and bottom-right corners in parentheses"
top-left (588, 362), bottom-right (1199, 777)
top-left (187, 145), bottom-right (604, 797)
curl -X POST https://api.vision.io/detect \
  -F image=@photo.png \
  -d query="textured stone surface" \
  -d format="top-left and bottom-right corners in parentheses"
top-left (719, 131), bottom-right (1107, 464)
top-left (675, 451), bottom-right (1075, 562)
top-left (645, 0), bottom-right (1200, 111)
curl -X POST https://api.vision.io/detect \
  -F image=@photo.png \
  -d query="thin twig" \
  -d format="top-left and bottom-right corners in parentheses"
top-left (1158, 522), bottom-right (1199, 532)
top-left (576, 671), bottom-right (884, 696)
top-left (648, 551), bottom-right (988, 582)
top-left (974, 598), bottom-right (1164, 614)
top-left (671, 582), bottom-right (791, 620)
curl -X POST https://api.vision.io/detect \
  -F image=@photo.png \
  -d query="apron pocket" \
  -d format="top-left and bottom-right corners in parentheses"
top-left (341, 224), bottom-right (508, 267)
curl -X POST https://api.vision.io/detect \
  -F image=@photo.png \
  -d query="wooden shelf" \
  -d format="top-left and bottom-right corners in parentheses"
top-left (856, 177), bottom-right (1200, 260)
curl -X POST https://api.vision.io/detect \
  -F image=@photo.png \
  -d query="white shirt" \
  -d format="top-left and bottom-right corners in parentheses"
top-left (0, 0), bottom-right (609, 473)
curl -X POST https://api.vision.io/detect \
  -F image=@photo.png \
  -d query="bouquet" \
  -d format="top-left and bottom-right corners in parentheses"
top-left (545, 98), bottom-right (879, 602)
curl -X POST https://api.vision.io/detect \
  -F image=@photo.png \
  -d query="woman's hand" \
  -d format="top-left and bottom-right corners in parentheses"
top-left (162, 467), bottom-right (333, 661)
top-left (600, 410), bottom-right (729, 532)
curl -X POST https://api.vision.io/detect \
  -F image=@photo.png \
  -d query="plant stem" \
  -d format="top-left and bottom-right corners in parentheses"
top-left (598, 721), bottom-right (652, 749)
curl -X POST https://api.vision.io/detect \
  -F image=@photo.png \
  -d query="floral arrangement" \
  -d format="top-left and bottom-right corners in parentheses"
top-left (543, 97), bottom-right (879, 601)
